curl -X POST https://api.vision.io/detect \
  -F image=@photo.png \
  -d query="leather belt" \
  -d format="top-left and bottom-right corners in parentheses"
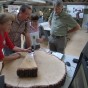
top-left (51, 35), bottom-right (64, 38)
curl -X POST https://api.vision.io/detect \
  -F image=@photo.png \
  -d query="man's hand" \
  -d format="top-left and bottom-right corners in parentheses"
top-left (13, 46), bottom-right (32, 53)
top-left (22, 47), bottom-right (32, 52)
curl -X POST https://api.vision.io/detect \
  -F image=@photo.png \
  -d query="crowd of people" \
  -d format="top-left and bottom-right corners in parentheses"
top-left (0, 4), bottom-right (46, 61)
top-left (0, 1), bottom-right (80, 62)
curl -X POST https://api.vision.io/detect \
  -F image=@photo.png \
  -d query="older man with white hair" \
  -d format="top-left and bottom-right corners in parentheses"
top-left (48, 1), bottom-right (80, 54)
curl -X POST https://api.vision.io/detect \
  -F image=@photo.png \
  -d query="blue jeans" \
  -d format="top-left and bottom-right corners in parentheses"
top-left (3, 47), bottom-right (15, 56)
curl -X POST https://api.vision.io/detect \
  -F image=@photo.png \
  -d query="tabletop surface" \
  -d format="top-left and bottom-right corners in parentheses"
top-left (1, 50), bottom-right (66, 88)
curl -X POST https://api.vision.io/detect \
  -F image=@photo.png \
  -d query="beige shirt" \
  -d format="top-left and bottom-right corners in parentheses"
top-left (9, 15), bottom-right (29, 47)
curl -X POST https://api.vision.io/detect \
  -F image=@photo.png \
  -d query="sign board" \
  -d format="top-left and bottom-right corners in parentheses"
top-left (8, 5), bottom-right (21, 14)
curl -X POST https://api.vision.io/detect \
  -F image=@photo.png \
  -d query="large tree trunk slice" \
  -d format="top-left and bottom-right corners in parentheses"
top-left (1, 50), bottom-right (66, 88)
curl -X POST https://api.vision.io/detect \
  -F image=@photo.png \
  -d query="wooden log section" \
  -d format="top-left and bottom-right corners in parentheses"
top-left (17, 53), bottom-right (38, 77)
top-left (1, 50), bottom-right (66, 88)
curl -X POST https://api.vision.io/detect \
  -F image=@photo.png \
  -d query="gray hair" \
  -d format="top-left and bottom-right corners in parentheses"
top-left (53, 0), bottom-right (63, 7)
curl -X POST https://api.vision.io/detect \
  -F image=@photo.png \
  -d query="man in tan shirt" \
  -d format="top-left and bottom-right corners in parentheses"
top-left (4, 4), bottom-right (32, 55)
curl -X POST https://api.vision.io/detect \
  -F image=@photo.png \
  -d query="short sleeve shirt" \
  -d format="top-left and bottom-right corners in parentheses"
top-left (9, 15), bottom-right (29, 47)
top-left (49, 11), bottom-right (78, 36)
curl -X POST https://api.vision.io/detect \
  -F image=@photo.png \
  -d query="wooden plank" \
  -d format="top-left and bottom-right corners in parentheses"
top-left (18, 54), bottom-right (37, 69)
top-left (17, 53), bottom-right (38, 77)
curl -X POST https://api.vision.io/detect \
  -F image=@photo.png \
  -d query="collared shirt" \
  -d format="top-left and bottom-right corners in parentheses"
top-left (49, 10), bottom-right (77, 36)
top-left (9, 15), bottom-right (29, 47)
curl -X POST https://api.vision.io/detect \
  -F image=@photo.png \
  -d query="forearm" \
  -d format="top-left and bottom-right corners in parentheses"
top-left (25, 32), bottom-right (31, 48)
top-left (13, 46), bottom-right (31, 52)
top-left (13, 46), bottom-right (24, 52)
top-left (13, 46), bottom-right (30, 52)
top-left (68, 24), bottom-right (80, 33)
top-left (3, 53), bottom-right (21, 61)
